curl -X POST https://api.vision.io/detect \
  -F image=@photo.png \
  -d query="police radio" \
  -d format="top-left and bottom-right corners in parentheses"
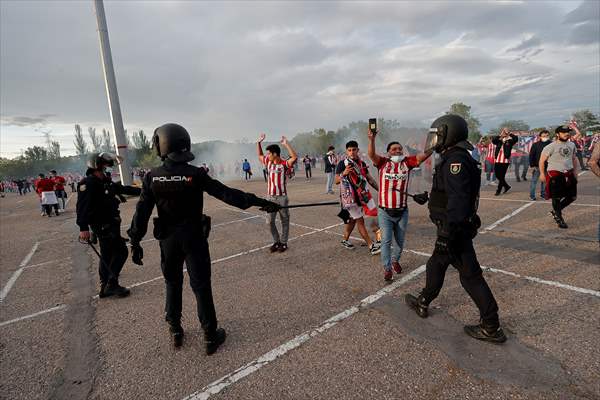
top-left (369, 118), bottom-right (377, 134)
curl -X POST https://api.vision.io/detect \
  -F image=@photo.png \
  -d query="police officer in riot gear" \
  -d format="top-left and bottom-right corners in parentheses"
top-left (405, 114), bottom-right (506, 343)
top-left (127, 123), bottom-right (280, 353)
top-left (76, 152), bottom-right (141, 298)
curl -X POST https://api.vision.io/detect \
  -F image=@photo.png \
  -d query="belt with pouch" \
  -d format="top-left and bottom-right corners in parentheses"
top-left (379, 206), bottom-right (406, 218)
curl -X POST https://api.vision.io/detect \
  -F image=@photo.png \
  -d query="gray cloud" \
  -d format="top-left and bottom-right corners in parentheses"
top-left (1, 1), bottom-right (599, 156)
top-left (568, 21), bottom-right (600, 45)
top-left (564, 0), bottom-right (600, 24)
top-left (507, 36), bottom-right (542, 53)
top-left (1, 114), bottom-right (53, 127)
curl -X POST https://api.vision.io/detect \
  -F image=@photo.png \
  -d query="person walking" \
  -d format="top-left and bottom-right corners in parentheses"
top-left (128, 124), bottom-right (279, 351)
top-left (406, 114), bottom-right (506, 343)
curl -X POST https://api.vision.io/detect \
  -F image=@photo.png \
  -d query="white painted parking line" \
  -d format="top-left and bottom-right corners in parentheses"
top-left (294, 223), bottom-right (600, 298)
top-left (138, 214), bottom-right (263, 245)
top-left (23, 257), bottom-right (71, 270)
top-left (480, 201), bottom-right (535, 233)
top-left (0, 241), bottom-right (39, 303)
top-left (480, 197), bottom-right (599, 207)
top-left (93, 222), bottom-right (344, 299)
top-left (183, 265), bottom-right (427, 400)
top-left (483, 267), bottom-right (600, 297)
top-left (0, 305), bottom-right (67, 327)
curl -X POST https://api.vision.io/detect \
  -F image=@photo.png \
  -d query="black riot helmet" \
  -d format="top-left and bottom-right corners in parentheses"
top-left (152, 123), bottom-right (195, 163)
top-left (426, 114), bottom-right (471, 153)
top-left (87, 152), bottom-right (121, 170)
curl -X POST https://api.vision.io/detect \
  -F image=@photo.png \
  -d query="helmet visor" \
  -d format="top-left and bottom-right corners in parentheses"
top-left (425, 127), bottom-right (440, 152)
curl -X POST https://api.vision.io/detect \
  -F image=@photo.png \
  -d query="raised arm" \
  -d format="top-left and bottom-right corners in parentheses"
top-left (367, 128), bottom-right (383, 166)
top-left (281, 136), bottom-right (297, 166)
top-left (257, 133), bottom-right (266, 164)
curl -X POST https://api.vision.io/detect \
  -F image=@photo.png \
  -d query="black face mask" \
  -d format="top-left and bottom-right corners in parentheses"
top-left (558, 136), bottom-right (569, 142)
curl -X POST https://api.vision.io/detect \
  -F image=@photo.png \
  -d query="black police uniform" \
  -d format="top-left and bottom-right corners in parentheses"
top-left (127, 159), bottom-right (270, 338)
top-left (76, 169), bottom-right (141, 290)
top-left (423, 145), bottom-right (500, 329)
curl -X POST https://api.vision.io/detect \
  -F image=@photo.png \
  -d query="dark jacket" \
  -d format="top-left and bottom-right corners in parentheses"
top-left (529, 140), bottom-right (552, 167)
top-left (492, 134), bottom-right (518, 161)
top-left (76, 169), bottom-right (141, 232)
top-left (128, 160), bottom-right (262, 242)
top-left (428, 146), bottom-right (481, 239)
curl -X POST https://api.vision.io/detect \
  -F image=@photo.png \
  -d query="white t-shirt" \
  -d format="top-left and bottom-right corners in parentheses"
top-left (541, 140), bottom-right (575, 171)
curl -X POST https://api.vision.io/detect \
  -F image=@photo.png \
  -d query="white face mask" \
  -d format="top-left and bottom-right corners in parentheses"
top-left (390, 155), bottom-right (405, 163)
top-left (541, 137), bottom-right (549, 142)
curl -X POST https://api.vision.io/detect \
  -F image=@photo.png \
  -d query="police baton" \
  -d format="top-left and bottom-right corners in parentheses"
top-left (79, 238), bottom-right (110, 270)
top-left (279, 201), bottom-right (340, 209)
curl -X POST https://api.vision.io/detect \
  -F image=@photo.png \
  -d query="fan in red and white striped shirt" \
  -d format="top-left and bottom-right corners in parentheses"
top-left (375, 156), bottom-right (420, 209)
top-left (262, 155), bottom-right (291, 196)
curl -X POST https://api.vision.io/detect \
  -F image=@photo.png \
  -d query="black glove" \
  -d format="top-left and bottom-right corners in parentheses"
top-left (434, 236), bottom-right (450, 255)
top-left (252, 195), bottom-right (281, 213)
top-left (131, 242), bottom-right (144, 266)
top-left (412, 192), bottom-right (429, 205)
top-left (259, 201), bottom-right (281, 213)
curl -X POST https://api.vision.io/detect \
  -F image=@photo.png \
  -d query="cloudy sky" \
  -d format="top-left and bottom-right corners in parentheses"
top-left (1, 0), bottom-right (599, 158)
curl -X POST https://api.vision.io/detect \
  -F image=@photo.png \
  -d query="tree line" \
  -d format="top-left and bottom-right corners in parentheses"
top-left (2, 104), bottom-right (597, 179)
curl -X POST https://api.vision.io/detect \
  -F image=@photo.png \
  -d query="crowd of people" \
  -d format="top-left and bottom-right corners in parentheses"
top-left (0, 171), bottom-right (81, 216)
top-left (67, 116), bottom-right (597, 353)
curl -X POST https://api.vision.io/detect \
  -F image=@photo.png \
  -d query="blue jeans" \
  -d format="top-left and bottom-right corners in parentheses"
top-left (325, 171), bottom-right (335, 193)
top-left (529, 168), bottom-right (545, 199)
top-left (484, 160), bottom-right (496, 181)
top-left (378, 208), bottom-right (409, 271)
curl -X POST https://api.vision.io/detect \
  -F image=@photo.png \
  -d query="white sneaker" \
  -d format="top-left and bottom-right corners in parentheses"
top-left (489, 181), bottom-right (498, 186)
top-left (369, 243), bottom-right (381, 255)
top-left (341, 240), bottom-right (355, 249)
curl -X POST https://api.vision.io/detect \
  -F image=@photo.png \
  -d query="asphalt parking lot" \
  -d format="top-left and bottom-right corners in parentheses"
top-left (1, 169), bottom-right (598, 400)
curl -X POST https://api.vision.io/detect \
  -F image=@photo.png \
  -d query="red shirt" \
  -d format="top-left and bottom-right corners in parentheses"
top-left (485, 143), bottom-right (496, 163)
top-left (262, 156), bottom-right (291, 196)
top-left (52, 175), bottom-right (66, 191)
top-left (35, 178), bottom-right (55, 194)
top-left (375, 155), bottom-right (419, 209)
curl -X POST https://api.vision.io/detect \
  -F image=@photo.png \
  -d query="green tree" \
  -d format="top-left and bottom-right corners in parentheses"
top-left (88, 127), bottom-right (101, 152)
top-left (499, 119), bottom-right (530, 132)
top-left (49, 141), bottom-right (61, 159)
top-left (73, 124), bottom-right (88, 156)
top-left (571, 109), bottom-right (600, 131)
top-left (446, 102), bottom-right (481, 142)
top-left (23, 146), bottom-right (48, 161)
top-left (132, 130), bottom-right (151, 152)
top-left (102, 128), bottom-right (113, 152)
top-left (137, 151), bottom-right (161, 168)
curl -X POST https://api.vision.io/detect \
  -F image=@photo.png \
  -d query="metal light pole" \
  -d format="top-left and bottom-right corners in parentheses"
top-left (93, 0), bottom-right (131, 185)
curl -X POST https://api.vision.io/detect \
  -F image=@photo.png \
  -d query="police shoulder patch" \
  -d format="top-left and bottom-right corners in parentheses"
top-left (450, 163), bottom-right (462, 174)
top-left (79, 184), bottom-right (86, 191)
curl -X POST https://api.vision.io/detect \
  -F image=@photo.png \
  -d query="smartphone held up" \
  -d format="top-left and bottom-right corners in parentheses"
top-left (369, 118), bottom-right (377, 135)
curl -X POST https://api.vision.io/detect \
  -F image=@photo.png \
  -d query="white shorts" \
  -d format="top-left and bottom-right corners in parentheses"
top-left (345, 198), bottom-right (375, 220)
top-left (41, 191), bottom-right (58, 205)
top-left (346, 204), bottom-right (364, 220)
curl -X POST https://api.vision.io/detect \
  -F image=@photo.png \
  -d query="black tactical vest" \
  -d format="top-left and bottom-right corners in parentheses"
top-left (427, 149), bottom-right (480, 225)
top-left (150, 164), bottom-right (205, 224)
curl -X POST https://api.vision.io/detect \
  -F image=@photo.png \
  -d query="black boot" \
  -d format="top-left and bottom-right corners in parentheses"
top-left (205, 327), bottom-right (227, 355)
top-left (103, 280), bottom-right (130, 298)
top-left (464, 322), bottom-right (507, 343)
top-left (405, 293), bottom-right (429, 318)
top-left (99, 282), bottom-right (107, 298)
top-left (550, 210), bottom-right (568, 229)
top-left (168, 320), bottom-right (184, 348)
